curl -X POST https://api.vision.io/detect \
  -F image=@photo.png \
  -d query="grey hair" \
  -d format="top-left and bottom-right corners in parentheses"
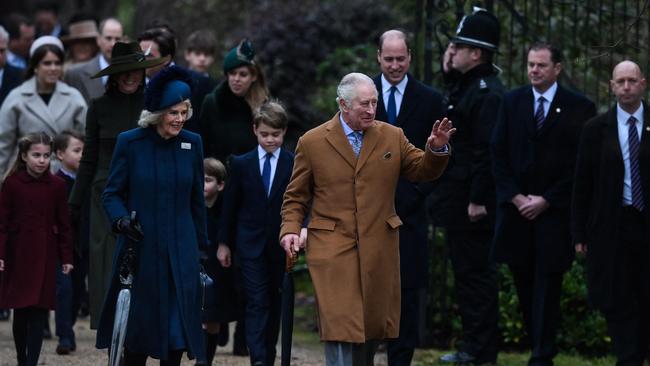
top-left (0, 26), bottom-right (8, 43)
top-left (137, 99), bottom-right (193, 128)
top-left (336, 73), bottom-right (376, 112)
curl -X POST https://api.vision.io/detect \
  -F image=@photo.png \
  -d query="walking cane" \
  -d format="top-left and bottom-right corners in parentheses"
top-left (281, 251), bottom-right (300, 366)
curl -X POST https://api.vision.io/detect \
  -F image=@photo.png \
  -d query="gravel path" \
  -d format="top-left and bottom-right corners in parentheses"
top-left (0, 313), bottom-right (390, 365)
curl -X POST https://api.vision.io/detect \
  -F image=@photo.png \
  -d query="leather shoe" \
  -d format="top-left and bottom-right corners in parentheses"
top-left (439, 351), bottom-right (476, 364)
top-left (56, 345), bottom-right (71, 355)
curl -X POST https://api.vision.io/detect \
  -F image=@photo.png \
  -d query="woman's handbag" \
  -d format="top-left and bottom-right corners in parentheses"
top-left (199, 266), bottom-right (217, 320)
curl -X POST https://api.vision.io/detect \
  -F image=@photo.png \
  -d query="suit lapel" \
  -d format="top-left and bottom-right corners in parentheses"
top-left (374, 76), bottom-right (387, 122)
top-left (269, 150), bottom-right (290, 200)
top-left (640, 102), bottom-right (650, 191)
top-left (395, 77), bottom-right (417, 127)
top-left (604, 107), bottom-right (624, 172)
top-left (355, 122), bottom-right (380, 174)
top-left (521, 87), bottom-right (536, 137)
top-left (325, 114), bottom-right (357, 169)
top-left (538, 85), bottom-right (566, 135)
top-left (247, 150), bottom-right (268, 199)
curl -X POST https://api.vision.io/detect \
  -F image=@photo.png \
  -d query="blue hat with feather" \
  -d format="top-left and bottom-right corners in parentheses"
top-left (144, 65), bottom-right (194, 112)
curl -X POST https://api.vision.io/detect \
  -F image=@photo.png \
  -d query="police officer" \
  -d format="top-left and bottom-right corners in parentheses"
top-left (430, 8), bottom-right (504, 365)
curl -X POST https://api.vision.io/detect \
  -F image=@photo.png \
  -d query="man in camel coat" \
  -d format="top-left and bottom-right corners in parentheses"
top-left (280, 72), bottom-right (454, 366)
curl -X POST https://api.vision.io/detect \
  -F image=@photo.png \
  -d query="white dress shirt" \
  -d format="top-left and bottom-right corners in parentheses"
top-left (381, 74), bottom-right (408, 118)
top-left (532, 81), bottom-right (558, 119)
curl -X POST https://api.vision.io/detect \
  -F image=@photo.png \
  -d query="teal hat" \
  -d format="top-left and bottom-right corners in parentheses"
top-left (223, 39), bottom-right (255, 74)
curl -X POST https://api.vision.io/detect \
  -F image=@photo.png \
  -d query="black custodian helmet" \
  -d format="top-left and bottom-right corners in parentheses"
top-left (452, 7), bottom-right (500, 52)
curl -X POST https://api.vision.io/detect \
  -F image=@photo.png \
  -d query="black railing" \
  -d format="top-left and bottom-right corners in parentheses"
top-left (422, 0), bottom-right (650, 111)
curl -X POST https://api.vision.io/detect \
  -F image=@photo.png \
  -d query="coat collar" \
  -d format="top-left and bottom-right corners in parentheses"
top-left (324, 112), bottom-right (380, 173)
top-left (15, 169), bottom-right (52, 183)
top-left (19, 77), bottom-right (74, 133)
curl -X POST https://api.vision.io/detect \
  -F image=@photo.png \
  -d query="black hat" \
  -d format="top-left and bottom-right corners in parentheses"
top-left (452, 8), bottom-right (500, 52)
top-left (92, 41), bottom-right (168, 79)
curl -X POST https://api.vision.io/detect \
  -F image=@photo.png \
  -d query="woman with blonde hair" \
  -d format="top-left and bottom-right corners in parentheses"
top-left (199, 39), bottom-right (270, 163)
top-left (95, 65), bottom-right (208, 365)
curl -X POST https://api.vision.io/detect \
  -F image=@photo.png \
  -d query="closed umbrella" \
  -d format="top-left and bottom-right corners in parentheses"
top-left (281, 252), bottom-right (299, 366)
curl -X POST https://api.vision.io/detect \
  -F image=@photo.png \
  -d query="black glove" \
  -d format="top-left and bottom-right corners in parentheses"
top-left (115, 212), bottom-right (144, 242)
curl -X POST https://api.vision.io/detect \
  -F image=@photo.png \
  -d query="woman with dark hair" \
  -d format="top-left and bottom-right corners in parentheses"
top-left (199, 39), bottom-right (270, 162)
top-left (68, 41), bottom-right (166, 330)
top-left (0, 36), bottom-right (86, 178)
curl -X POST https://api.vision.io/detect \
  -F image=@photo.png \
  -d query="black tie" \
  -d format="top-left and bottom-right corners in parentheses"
top-left (535, 96), bottom-right (546, 130)
top-left (628, 116), bottom-right (644, 211)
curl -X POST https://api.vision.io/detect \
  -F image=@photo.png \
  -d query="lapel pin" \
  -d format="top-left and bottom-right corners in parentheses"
top-left (556, 107), bottom-right (561, 113)
top-left (383, 152), bottom-right (392, 159)
top-left (181, 142), bottom-right (191, 150)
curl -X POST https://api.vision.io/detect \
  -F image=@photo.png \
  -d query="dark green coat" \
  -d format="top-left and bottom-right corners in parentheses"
top-left (199, 81), bottom-right (257, 162)
top-left (69, 89), bottom-right (144, 329)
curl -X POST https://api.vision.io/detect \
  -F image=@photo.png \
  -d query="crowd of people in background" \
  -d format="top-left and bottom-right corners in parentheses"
top-left (0, 2), bottom-right (647, 366)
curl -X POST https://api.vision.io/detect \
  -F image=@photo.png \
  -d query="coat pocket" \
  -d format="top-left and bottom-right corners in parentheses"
top-left (386, 215), bottom-right (403, 229)
top-left (307, 218), bottom-right (336, 231)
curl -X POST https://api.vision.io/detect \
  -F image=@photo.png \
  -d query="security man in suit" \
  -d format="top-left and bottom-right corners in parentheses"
top-left (431, 9), bottom-right (504, 365)
top-left (491, 42), bottom-right (596, 366)
top-left (572, 60), bottom-right (650, 366)
top-left (373, 29), bottom-right (444, 366)
top-left (0, 25), bottom-right (23, 108)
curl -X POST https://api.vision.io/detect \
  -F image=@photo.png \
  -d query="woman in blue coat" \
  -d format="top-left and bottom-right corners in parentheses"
top-left (95, 66), bottom-right (208, 365)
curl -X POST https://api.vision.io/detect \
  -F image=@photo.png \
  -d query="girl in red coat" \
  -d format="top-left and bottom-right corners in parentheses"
top-left (0, 132), bottom-right (74, 366)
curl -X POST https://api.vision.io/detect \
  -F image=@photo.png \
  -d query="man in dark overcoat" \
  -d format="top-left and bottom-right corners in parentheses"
top-left (431, 9), bottom-right (504, 365)
top-left (491, 42), bottom-right (596, 366)
top-left (0, 25), bottom-right (23, 109)
top-left (372, 29), bottom-right (444, 366)
top-left (572, 60), bottom-right (650, 366)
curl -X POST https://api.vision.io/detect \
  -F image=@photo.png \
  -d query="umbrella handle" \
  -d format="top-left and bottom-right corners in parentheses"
top-left (285, 251), bottom-right (299, 273)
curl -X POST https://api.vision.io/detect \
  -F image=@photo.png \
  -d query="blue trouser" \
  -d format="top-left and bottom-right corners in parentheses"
top-left (55, 261), bottom-right (76, 348)
top-left (240, 255), bottom-right (284, 366)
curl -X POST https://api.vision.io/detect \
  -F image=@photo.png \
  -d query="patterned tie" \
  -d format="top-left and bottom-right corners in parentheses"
top-left (628, 116), bottom-right (644, 211)
top-left (387, 86), bottom-right (397, 124)
top-left (535, 96), bottom-right (546, 130)
top-left (262, 152), bottom-right (272, 196)
top-left (351, 131), bottom-right (363, 157)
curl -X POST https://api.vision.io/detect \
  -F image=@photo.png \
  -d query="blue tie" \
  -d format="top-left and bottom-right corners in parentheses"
top-left (628, 116), bottom-right (644, 211)
top-left (262, 152), bottom-right (272, 196)
top-left (535, 96), bottom-right (546, 130)
top-left (387, 86), bottom-right (397, 124)
top-left (351, 131), bottom-right (363, 157)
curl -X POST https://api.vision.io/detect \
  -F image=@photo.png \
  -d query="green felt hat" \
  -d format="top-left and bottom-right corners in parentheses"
top-left (222, 39), bottom-right (255, 74)
top-left (92, 41), bottom-right (168, 79)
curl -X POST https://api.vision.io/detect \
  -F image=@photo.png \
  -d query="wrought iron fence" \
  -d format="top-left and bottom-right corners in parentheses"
top-left (422, 0), bottom-right (650, 111)
top-left (418, 0), bottom-right (649, 349)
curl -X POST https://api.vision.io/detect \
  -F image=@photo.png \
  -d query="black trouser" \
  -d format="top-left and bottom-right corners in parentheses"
top-left (510, 265), bottom-right (563, 366)
top-left (447, 228), bottom-right (499, 363)
top-left (123, 349), bottom-right (184, 366)
top-left (202, 332), bottom-right (218, 365)
top-left (386, 287), bottom-right (419, 366)
top-left (13, 307), bottom-right (48, 366)
top-left (603, 207), bottom-right (649, 366)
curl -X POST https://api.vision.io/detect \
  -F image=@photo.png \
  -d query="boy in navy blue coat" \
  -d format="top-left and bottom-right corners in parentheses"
top-left (53, 130), bottom-right (85, 355)
top-left (217, 101), bottom-right (295, 366)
